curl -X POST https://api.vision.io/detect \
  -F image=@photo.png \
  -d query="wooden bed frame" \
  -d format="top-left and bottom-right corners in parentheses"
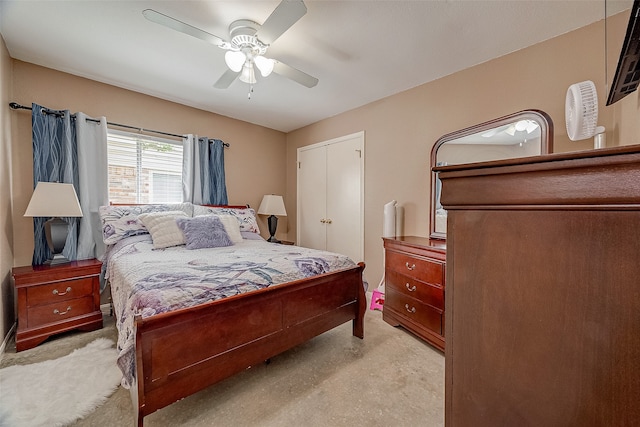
top-left (131, 263), bottom-right (366, 426)
top-left (111, 204), bottom-right (366, 426)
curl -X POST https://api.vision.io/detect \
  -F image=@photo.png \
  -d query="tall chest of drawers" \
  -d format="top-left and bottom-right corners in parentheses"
top-left (12, 259), bottom-right (103, 351)
top-left (382, 236), bottom-right (445, 350)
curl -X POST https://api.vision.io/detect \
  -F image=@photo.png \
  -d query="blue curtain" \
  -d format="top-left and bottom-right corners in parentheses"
top-left (31, 103), bottom-right (79, 265)
top-left (183, 136), bottom-right (228, 205)
top-left (205, 138), bottom-right (228, 205)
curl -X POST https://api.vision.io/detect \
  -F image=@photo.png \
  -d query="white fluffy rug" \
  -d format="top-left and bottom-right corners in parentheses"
top-left (0, 338), bottom-right (121, 427)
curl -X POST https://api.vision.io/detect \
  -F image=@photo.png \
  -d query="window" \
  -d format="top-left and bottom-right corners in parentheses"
top-left (107, 130), bottom-right (183, 204)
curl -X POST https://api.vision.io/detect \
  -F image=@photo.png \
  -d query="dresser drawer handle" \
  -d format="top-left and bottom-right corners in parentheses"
top-left (405, 262), bottom-right (416, 271)
top-left (405, 304), bottom-right (416, 314)
top-left (52, 286), bottom-right (72, 296)
top-left (53, 306), bottom-right (72, 315)
top-left (405, 283), bottom-right (417, 292)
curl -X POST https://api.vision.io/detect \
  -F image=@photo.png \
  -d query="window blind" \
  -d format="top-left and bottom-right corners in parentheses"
top-left (107, 130), bottom-right (183, 204)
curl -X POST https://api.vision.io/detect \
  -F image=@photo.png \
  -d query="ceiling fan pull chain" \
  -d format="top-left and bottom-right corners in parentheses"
top-left (248, 85), bottom-right (254, 100)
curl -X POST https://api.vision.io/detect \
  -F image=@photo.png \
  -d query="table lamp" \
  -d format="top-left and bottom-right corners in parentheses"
top-left (24, 182), bottom-right (83, 265)
top-left (257, 195), bottom-right (287, 243)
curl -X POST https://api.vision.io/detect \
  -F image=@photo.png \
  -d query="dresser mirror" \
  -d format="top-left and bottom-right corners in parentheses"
top-left (430, 110), bottom-right (553, 240)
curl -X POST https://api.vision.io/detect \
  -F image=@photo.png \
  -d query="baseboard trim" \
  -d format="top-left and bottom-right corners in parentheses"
top-left (100, 303), bottom-right (111, 316)
top-left (0, 322), bottom-right (17, 361)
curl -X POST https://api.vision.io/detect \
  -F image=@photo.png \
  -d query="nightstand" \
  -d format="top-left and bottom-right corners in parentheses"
top-left (12, 259), bottom-right (103, 351)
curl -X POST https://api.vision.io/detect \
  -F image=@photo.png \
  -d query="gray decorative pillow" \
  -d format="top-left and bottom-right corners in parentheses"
top-left (176, 215), bottom-right (233, 250)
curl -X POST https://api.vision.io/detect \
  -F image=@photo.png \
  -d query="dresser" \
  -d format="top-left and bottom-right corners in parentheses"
top-left (382, 236), bottom-right (445, 350)
top-left (12, 259), bottom-right (103, 351)
top-left (437, 146), bottom-right (640, 426)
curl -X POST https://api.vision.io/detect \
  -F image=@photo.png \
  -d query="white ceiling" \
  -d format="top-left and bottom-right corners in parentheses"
top-left (0, 1), bottom-right (632, 133)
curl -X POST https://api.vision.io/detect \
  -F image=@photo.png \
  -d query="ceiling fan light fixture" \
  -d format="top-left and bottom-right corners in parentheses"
top-left (254, 55), bottom-right (275, 77)
top-left (525, 120), bottom-right (539, 134)
top-left (239, 63), bottom-right (257, 84)
top-left (515, 120), bottom-right (529, 132)
top-left (225, 50), bottom-right (246, 72)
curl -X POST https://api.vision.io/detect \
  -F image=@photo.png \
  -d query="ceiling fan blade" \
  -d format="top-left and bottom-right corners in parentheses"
top-left (256, 0), bottom-right (307, 45)
top-left (273, 61), bottom-right (318, 88)
top-left (214, 68), bottom-right (240, 89)
top-left (143, 9), bottom-right (228, 48)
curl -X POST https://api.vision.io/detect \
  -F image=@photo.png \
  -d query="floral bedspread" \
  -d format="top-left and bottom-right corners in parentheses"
top-left (105, 235), bottom-right (359, 387)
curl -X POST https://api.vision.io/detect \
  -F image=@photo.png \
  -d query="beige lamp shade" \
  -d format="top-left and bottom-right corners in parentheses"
top-left (24, 182), bottom-right (83, 218)
top-left (257, 195), bottom-right (287, 217)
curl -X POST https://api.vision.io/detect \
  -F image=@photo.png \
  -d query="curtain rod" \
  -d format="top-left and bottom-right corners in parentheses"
top-left (8, 102), bottom-right (230, 147)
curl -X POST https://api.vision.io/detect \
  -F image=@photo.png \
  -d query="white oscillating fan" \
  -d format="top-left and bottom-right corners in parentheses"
top-left (565, 80), bottom-right (606, 148)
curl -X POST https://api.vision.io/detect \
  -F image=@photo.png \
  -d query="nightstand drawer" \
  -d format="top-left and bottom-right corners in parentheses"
top-left (385, 288), bottom-right (442, 334)
top-left (27, 296), bottom-right (95, 328)
top-left (386, 250), bottom-right (443, 285)
top-left (27, 277), bottom-right (94, 306)
top-left (386, 270), bottom-right (444, 310)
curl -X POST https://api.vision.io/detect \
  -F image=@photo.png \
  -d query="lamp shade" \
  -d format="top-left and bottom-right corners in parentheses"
top-left (24, 182), bottom-right (83, 218)
top-left (239, 63), bottom-right (257, 84)
top-left (225, 50), bottom-right (246, 72)
top-left (254, 55), bottom-right (275, 77)
top-left (258, 195), bottom-right (287, 217)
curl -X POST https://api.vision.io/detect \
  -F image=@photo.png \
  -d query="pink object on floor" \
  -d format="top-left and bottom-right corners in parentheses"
top-left (370, 289), bottom-right (385, 311)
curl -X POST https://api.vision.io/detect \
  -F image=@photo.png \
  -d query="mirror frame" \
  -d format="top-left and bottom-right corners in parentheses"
top-left (429, 109), bottom-right (554, 240)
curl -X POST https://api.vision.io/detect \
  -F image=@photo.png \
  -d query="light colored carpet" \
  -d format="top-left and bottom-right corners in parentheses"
top-left (0, 338), bottom-right (121, 427)
top-left (1, 309), bottom-right (444, 427)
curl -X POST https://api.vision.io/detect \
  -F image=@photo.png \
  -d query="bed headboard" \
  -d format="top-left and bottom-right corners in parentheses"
top-left (110, 203), bottom-right (249, 208)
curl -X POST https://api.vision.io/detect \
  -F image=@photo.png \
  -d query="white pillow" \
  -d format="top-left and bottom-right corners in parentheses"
top-left (198, 214), bottom-right (243, 244)
top-left (138, 210), bottom-right (189, 249)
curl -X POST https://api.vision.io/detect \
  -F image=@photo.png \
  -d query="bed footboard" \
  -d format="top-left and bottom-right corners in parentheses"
top-left (132, 262), bottom-right (365, 426)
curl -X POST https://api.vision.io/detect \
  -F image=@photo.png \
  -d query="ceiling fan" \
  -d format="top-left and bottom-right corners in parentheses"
top-left (142, 0), bottom-right (318, 93)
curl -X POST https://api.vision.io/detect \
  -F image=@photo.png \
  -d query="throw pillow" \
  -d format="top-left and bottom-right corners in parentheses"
top-left (216, 215), bottom-right (243, 244)
top-left (192, 206), bottom-right (260, 234)
top-left (176, 215), bottom-right (234, 250)
top-left (138, 211), bottom-right (188, 249)
top-left (99, 203), bottom-right (194, 245)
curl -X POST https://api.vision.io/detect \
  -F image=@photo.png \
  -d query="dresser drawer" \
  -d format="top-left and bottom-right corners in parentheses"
top-left (27, 296), bottom-right (95, 328)
top-left (386, 250), bottom-right (444, 285)
top-left (385, 288), bottom-right (442, 334)
top-left (26, 277), bottom-right (94, 307)
top-left (386, 270), bottom-right (444, 311)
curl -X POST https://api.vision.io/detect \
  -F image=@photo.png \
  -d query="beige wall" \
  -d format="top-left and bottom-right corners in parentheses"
top-left (286, 13), bottom-right (631, 286)
top-left (1, 35), bottom-right (14, 345)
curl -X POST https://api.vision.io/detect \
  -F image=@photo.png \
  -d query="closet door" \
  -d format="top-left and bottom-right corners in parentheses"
top-left (325, 136), bottom-right (362, 261)
top-left (297, 132), bottom-right (364, 262)
top-left (298, 144), bottom-right (327, 251)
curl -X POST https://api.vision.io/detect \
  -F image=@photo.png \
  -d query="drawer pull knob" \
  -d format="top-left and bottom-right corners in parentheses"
top-left (53, 306), bottom-right (72, 315)
top-left (52, 287), bottom-right (72, 296)
top-left (405, 283), bottom-right (417, 292)
top-left (405, 262), bottom-right (416, 271)
top-left (405, 304), bottom-right (416, 313)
